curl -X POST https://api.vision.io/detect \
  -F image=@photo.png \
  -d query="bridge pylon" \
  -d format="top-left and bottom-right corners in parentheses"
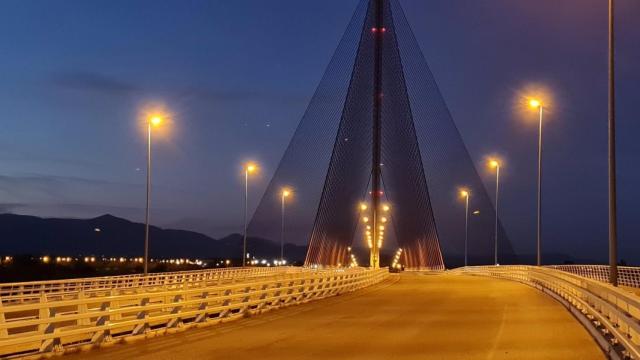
top-left (369, 0), bottom-right (383, 270)
top-left (246, 0), bottom-right (515, 270)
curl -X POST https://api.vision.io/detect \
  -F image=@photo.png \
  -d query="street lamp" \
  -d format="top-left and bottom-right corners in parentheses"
top-left (529, 99), bottom-right (543, 266)
top-left (489, 159), bottom-right (501, 266)
top-left (144, 115), bottom-right (163, 276)
top-left (608, 0), bottom-right (618, 286)
top-left (459, 189), bottom-right (470, 267)
top-left (280, 188), bottom-right (291, 263)
top-left (243, 162), bottom-right (257, 267)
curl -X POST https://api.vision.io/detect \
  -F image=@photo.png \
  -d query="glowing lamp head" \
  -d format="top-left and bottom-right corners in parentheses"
top-left (149, 116), bottom-right (163, 127)
top-left (489, 160), bottom-right (500, 169)
top-left (246, 163), bottom-right (257, 173)
top-left (460, 190), bottom-right (469, 198)
top-left (359, 203), bottom-right (368, 211)
top-left (382, 204), bottom-right (390, 212)
top-left (529, 99), bottom-right (541, 108)
top-left (282, 189), bottom-right (291, 198)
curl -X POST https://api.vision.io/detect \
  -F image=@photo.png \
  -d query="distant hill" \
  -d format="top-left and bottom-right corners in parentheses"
top-left (0, 213), bottom-right (307, 261)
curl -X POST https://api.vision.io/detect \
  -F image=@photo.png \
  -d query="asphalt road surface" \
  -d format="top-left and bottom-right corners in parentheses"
top-left (68, 272), bottom-right (603, 359)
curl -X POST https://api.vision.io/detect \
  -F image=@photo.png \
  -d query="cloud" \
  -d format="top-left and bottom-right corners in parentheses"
top-left (49, 70), bottom-right (306, 105)
top-left (51, 71), bottom-right (137, 96)
top-left (0, 145), bottom-right (100, 168)
top-left (0, 173), bottom-right (144, 220)
top-left (19, 202), bottom-right (143, 218)
top-left (0, 203), bottom-right (29, 213)
top-left (0, 172), bottom-right (205, 220)
top-left (174, 86), bottom-right (307, 106)
top-left (0, 173), bottom-right (135, 189)
top-left (0, 173), bottom-right (140, 205)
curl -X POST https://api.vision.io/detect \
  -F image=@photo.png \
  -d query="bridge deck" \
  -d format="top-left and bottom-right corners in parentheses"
top-left (68, 272), bottom-right (603, 359)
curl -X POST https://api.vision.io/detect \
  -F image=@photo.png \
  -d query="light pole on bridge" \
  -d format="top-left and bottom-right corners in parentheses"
top-left (243, 162), bottom-right (257, 267)
top-left (489, 159), bottom-right (501, 266)
top-left (460, 189), bottom-right (470, 267)
top-left (280, 188), bottom-right (291, 264)
top-left (528, 99), bottom-right (544, 267)
top-left (608, 0), bottom-right (618, 286)
top-left (144, 115), bottom-right (163, 276)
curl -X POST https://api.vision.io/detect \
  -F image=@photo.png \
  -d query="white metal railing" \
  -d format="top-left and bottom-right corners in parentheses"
top-left (0, 267), bottom-right (388, 358)
top-left (0, 267), bottom-right (297, 305)
top-left (453, 265), bottom-right (640, 359)
top-left (546, 265), bottom-right (640, 288)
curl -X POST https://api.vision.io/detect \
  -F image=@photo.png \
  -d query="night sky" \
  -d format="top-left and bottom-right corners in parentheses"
top-left (0, 0), bottom-right (639, 263)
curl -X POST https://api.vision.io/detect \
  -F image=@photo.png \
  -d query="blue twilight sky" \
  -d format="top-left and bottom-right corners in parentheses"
top-left (0, 0), bottom-right (639, 262)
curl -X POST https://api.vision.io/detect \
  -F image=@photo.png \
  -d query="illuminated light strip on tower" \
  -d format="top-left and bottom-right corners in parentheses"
top-left (350, 253), bottom-right (359, 267)
top-left (391, 248), bottom-right (403, 269)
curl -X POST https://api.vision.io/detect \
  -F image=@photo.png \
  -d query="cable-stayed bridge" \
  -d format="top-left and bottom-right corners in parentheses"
top-left (247, 0), bottom-right (512, 271)
top-left (1, 266), bottom-right (639, 358)
top-left (0, 0), bottom-right (631, 358)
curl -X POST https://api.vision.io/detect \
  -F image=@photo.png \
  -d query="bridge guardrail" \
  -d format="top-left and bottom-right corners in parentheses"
top-left (0, 267), bottom-right (298, 305)
top-left (546, 265), bottom-right (640, 289)
top-left (454, 265), bottom-right (640, 359)
top-left (0, 267), bottom-right (388, 358)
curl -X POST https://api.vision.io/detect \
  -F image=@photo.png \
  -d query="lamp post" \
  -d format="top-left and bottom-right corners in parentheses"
top-left (608, 0), bottom-right (618, 286)
top-left (529, 99), bottom-right (543, 266)
top-left (243, 162), bottom-right (257, 267)
top-left (489, 160), bottom-right (501, 266)
top-left (280, 188), bottom-right (291, 263)
top-left (460, 189), bottom-right (470, 267)
top-left (144, 115), bottom-right (162, 276)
